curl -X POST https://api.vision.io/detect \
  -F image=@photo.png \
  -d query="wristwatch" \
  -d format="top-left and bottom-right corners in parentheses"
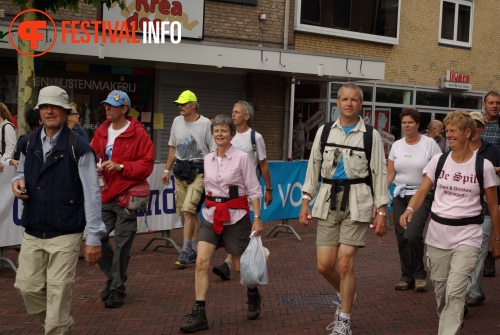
top-left (119, 164), bottom-right (124, 172)
top-left (377, 212), bottom-right (388, 217)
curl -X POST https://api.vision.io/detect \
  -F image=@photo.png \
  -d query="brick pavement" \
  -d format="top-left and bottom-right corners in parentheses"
top-left (1, 217), bottom-right (499, 335)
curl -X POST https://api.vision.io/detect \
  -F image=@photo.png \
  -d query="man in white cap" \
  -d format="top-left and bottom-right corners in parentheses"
top-left (465, 111), bottom-right (500, 308)
top-left (161, 90), bottom-right (215, 267)
top-left (11, 86), bottom-right (106, 334)
top-left (91, 90), bottom-right (154, 308)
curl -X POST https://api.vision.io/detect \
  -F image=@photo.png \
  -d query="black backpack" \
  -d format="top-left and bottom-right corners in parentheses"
top-left (1, 122), bottom-right (15, 157)
top-left (251, 129), bottom-right (262, 178)
top-left (319, 121), bottom-right (374, 192)
top-left (433, 151), bottom-right (484, 207)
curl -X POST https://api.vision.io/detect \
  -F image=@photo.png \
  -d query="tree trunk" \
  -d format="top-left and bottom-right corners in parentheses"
top-left (16, 0), bottom-right (36, 136)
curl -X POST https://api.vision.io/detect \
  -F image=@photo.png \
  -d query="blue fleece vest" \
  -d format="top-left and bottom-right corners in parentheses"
top-left (18, 125), bottom-right (93, 239)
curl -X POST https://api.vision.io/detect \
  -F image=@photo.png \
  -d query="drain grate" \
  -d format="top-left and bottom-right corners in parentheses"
top-left (278, 294), bottom-right (337, 307)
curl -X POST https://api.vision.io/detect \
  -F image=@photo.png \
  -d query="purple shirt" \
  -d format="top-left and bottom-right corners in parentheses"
top-left (202, 145), bottom-right (263, 225)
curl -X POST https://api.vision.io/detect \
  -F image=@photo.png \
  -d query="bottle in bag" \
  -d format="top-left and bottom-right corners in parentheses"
top-left (97, 158), bottom-right (108, 191)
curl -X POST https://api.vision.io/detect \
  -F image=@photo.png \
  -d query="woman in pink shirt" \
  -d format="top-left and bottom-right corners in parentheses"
top-left (180, 114), bottom-right (263, 333)
top-left (400, 110), bottom-right (500, 335)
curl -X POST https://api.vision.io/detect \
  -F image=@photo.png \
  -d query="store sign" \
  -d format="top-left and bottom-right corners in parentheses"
top-left (103, 0), bottom-right (204, 40)
top-left (441, 70), bottom-right (472, 90)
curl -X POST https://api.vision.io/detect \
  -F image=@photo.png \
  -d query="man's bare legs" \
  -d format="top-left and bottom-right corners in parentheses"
top-left (317, 244), bottom-right (358, 313)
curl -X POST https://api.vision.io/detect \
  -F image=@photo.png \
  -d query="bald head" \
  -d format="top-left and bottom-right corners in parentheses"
top-left (427, 120), bottom-right (444, 139)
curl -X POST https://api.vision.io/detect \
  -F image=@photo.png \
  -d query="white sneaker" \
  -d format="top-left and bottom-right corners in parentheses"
top-left (332, 297), bottom-right (341, 321)
top-left (326, 317), bottom-right (352, 335)
top-left (331, 293), bottom-right (357, 321)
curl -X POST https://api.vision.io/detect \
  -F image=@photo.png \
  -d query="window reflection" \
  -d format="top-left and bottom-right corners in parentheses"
top-left (301, 0), bottom-right (399, 38)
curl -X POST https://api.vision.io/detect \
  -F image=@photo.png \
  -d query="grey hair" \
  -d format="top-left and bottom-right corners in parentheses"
top-left (212, 114), bottom-right (236, 136)
top-left (194, 102), bottom-right (200, 111)
top-left (338, 83), bottom-right (364, 101)
top-left (234, 100), bottom-right (254, 120)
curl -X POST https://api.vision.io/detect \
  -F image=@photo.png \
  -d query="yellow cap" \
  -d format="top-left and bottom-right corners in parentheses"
top-left (174, 90), bottom-right (197, 104)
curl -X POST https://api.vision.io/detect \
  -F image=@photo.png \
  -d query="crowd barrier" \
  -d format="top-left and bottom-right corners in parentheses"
top-left (1, 160), bottom-right (313, 270)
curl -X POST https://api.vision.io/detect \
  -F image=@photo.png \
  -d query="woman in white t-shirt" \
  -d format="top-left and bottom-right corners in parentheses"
top-left (0, 103), bottom-right (16, 161)
top-left (388, 109), bottom-right (441, 293)
top-left (400, 110), bottom-right (500, 335)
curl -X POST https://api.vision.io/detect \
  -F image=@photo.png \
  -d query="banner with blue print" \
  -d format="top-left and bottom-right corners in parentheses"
top-left (0, 163), bottom-right (181, 248)
top-left (260, 160), bottom-right (313, 221)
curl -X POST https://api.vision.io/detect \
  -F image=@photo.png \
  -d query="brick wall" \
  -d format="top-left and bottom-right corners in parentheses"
top-left (0, 0), bottom-right (98, 21)
top-left (204, 0), bottom-right (294, 49)
top-left (294, 0), bottom-right (500, 92)
top-left (246, 73), bottom-right (287, 160)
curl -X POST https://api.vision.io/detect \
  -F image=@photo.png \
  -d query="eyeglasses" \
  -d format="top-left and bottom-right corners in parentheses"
top-left (71, 113), bottom-right (79, 116)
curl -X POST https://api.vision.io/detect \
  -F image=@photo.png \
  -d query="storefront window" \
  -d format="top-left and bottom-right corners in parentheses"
top-left (416, 91), bottom-right (449, 107)
top-left (294, 82), bottom-right (328, 160)
top-left (0, 59), bottom-right (155, 142)
top-left (451, 94), bottom-right (482, 110)
top-left (376, 87), bottom-right (413, 104)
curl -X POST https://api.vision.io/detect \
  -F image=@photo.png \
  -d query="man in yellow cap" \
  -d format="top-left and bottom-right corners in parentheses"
top-left (161, 90), bottom-right (215, 266)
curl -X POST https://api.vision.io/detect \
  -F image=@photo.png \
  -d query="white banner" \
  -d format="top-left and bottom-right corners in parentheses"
top-left (0, 166), bottom-right (24, 247)
top-left (0, 163), bottom-right (181, 248)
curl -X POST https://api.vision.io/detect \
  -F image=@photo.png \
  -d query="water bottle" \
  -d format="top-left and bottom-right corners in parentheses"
top-left (97, 158), bottom-right (108, 191)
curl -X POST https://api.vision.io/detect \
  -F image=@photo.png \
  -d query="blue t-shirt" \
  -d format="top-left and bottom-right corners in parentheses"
top-left (332, 124), bottom-right (356, 180)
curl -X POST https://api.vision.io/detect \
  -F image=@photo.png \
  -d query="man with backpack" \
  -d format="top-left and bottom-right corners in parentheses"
top-left (299, 83), bottom-right (390, 335)
top-left (465, 112), bottom-right (500, 308)
top-left (480, 91), bottom-right (500, 277)
top-left (11, 86), bottom-right (106, 334)
top-left (212, 100), bottom-right (273, 280)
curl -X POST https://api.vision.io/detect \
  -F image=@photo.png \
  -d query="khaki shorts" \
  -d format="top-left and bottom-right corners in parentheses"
top-left (316, 191), bottom-right (369, 247)
top-left (199, 216), bottom-right (251, 255)
top-left (174, 173), bottom-right (204, 215)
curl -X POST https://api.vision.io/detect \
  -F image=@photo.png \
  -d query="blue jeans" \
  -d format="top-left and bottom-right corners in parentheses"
top-left (465, 215), bottom-right (492, 300)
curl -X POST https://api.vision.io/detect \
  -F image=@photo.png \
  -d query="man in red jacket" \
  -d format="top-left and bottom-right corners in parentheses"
top-left (91, 90), bottom-right (154, 308)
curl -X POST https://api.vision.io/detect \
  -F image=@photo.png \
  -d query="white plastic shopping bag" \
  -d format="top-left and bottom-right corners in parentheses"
top-left (240, 235), bottom-right (269, 286)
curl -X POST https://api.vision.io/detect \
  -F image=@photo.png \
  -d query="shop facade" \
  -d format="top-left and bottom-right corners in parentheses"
top-left (294, 79), bottom-right (484, 159)
top-left (0, 0), bottom-right (386, 162)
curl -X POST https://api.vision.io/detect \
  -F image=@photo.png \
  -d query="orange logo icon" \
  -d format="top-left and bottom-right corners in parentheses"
top-left (9, 9), bottom-right (57, 57)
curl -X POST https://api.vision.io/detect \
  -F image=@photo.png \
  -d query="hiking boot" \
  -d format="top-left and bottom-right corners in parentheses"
top-left (395, 281), bottom-right (414, 290)
top-left (415, 279), bottom-right (427, 292)
top-left (104, 290), bottom-right (125, 308)
top-left (187, 251), bottom-right (197, 263)
top-left (100, 278), bottom-right (113, 301)
top-left (212, 262), bottom-right (230, 280)
top-left (175, 251), bottom-right (189, 267)
top-left (247, 289), bottom-right (261, 320)
top-left (483, 253), bottom-right (496, 277)
top-left (180, 304), bottom-right (208, 333)
top-left (326, 317), bottom-right (352, 335)
top-left (467, 295), bottom-right (486, 307)
top-left (65, 316), bottom-right (74, 334)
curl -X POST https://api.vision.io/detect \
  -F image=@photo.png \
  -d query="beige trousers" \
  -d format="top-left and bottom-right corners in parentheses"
top-left (427, 244), bottom-right (479, 335)
top-left (15, 232), bottom-right (82, 335)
